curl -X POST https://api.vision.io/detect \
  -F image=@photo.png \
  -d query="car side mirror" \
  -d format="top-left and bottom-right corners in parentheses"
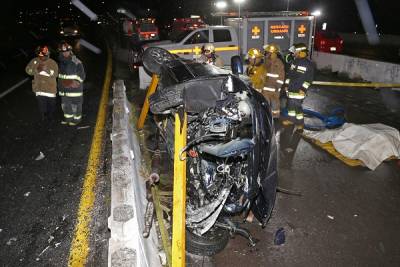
top-left (230, 55), bottom-right (243, 75)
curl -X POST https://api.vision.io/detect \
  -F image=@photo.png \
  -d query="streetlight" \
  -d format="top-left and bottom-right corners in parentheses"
top-left (234, 0), bottom-right (245, 56)
top-left (215, 1), bottom-right (227, 25)
top-left (310, 10), bottom-right (322, 59)
top-left (286, 0), bottom-right (290, 11)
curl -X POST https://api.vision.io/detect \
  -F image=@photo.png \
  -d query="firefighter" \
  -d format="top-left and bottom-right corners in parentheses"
top-left (263, 43), bottom-right (285, 118)
top-left (280, 45), bottom-right (296, 112)
top-left (25, 45), bottom-right (59, 123)
top-left (245, 48), bottom-right (266, 92)
top-left (198, 43), bottom-right (224, 67)
top-left (282, 43), bottom-right (315, 130)
top-left (57, 42), bottom-right (86, 126)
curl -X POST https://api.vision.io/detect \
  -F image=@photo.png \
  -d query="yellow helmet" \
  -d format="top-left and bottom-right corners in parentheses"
top-left (202, 43), bottom-right (215, 54)
top-left (263, 43), bottom-right (280, 54)
top-left (247, 48), bottom-right (263, 59)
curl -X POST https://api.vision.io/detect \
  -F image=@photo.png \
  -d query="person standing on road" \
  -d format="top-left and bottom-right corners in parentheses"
top-left (282, 43), bottom-right (315, 130)
top-left (245, 48), bottom-right (267, 92)
top-left (25, 45), bottom-right (59, 123)
top-left (198, 44), bottom-right (224, 68)
top-left (57, 42), bottom-right (86, 126)
top-left (263, 43), bottom-right (285, 118)
top-left (280, 45), bottom-right (296, 111)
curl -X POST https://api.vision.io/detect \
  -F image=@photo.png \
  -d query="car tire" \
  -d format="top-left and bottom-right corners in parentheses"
top-left (142, 47), bottom-right (175, 75)
top-left (186, 227), bottom-right (230, 256)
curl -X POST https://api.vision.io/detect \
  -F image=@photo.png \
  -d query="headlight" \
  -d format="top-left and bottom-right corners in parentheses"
top-left (74, 29), bottom-right (78, 33)
top-left (60, 30), bottom-right (64, 34)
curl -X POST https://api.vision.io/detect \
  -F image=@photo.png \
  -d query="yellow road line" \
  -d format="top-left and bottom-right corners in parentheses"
top-left (68, 47), bottom-right (113, 267)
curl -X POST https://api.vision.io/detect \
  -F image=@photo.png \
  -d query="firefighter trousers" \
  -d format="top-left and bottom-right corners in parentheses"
top-left (262, 91), bottom-right (280, 118)
top-left (36, 96), bottom-right (56, 121)
top-left (287, 97), bottom-right (304, 125)
top-left (61, 96), bottom-right (83, 124)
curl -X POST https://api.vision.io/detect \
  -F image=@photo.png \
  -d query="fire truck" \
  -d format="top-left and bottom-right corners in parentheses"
top-left (123, 18), bottom-right (160, 42)
top-left (169, 16), bottom-right (206, 40)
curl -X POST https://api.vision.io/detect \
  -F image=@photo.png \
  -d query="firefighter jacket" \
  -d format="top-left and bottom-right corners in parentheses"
top-left (198, 54), bottom-right (224, 68)
top-left (285, 57), bottom-right (315, 99)
top-left (58, 54), bottom-right (86, 97)
top-left (264, 57), bottom-right (285, 93)
top-left (25, 57), bottom-right (58, 96)
top-left (246, 63), bottom-right (267, 91)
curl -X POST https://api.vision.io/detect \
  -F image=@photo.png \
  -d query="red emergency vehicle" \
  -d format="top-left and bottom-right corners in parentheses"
top-left (123, 18), bottom-right (159, 41)
top-left (169, 16), bottom-right (206, 39)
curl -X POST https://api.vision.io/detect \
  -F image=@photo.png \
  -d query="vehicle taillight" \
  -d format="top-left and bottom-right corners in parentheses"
top-left (340, 40), bottom-right (343, 44)
top-left (320, 40), bottom-right (326, 45)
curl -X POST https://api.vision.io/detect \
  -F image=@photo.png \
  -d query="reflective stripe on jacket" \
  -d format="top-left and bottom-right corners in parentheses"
top-left (58, 55), bottom-right (86, 96)
top-left (264, 57), bottom-right (285, 93)
top-left (286, 57), bottom-right (315, 94)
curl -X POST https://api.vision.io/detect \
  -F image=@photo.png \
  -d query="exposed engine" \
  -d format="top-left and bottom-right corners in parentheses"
top-left (144, 47), bottom-right (277, 256)
top-left (184, 92), bottom-right (255, 235)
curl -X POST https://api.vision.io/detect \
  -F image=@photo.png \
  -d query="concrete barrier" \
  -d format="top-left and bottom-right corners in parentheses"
top-left (108, 80), bottom-right (162, 267)
top-left (313, 51), bottom-right (400, 84)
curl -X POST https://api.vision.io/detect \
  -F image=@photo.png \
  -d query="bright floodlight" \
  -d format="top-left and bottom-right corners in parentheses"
top-left (234, 0), bottom-right (245, 4)
top-left (311, 10), bottom-right (321, 16)
top-left (215, 1), bottom-right (227, 9)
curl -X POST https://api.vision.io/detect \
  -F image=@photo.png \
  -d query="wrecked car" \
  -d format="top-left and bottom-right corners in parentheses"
top-left (143, 47), bottom-right (278, 256)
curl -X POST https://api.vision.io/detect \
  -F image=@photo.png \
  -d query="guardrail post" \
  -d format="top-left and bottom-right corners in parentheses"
top-left (137, 74), bottom-right (159, 129)
top-left (172, 108), bottom-right (187, 267)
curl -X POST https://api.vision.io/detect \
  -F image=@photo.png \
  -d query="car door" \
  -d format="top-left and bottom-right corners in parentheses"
top-left (211, 28), bottom-right (238, 65)
top-left (178, 29), bottom-right (210, 60)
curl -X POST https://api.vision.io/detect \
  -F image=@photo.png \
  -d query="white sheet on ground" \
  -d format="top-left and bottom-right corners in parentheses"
top-left (304, 123), bottom-right (400, 170)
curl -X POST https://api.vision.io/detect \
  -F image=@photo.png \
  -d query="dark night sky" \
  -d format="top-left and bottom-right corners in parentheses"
top-left (1, 0), bottom-right (399, 34)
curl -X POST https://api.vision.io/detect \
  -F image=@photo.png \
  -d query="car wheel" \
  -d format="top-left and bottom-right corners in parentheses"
top-left (142, 47), bottom-right (175, 75)
top-left (186, 227), bottom-right (230, 256)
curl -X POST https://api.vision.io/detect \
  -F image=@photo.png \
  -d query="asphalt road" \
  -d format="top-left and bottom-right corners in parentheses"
top-left (1, 27), bottom-right (400, 267)
top-left (0, 28), bottom-right (111, 266)
top-left (214, 74), bottom-right (400, 266)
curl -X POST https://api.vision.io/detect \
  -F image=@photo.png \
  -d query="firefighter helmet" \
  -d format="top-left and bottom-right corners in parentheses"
top-left (202, 43), bottom-right (215, 54)
top-left (36, 45), bottom-right (50, 57)
top-left (294, 43), bottom-right (308, 53)
top-left (293, 43), bottom-right (308, 58)
top-left (263, 43), bottom-right (280, 54)
top-left (246, 48), bottom-right (263, 59)
top-left (58, 42), bottom-right (73, 52)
